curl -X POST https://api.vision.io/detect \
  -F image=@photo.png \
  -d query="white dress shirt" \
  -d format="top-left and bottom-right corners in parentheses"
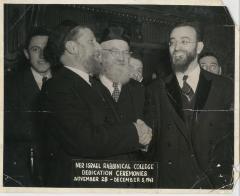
top-left (31, 67), bottom-right (52, 90)
top-left (65, 66), bottom-right (91, 86)
top-left (99, 75), bottom-right (122, 94)
top-left (176, 65), bottom-right (200, 93)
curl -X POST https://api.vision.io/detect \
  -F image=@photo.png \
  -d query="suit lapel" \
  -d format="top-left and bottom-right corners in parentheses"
top-left (194, 69), bottom-right (212, 114)
top-left (23, 68), bottom-right (40, 94)
top-left (163, 75), bottom-right (190, 141)
top-left (91, 78), bottom-right (121, 122)
top-left (165, 74), bottom-right (184, 120)
top-left (61, 67), bottom-right (104, 110)
top-left (21, 68), bottom-right (40, 109)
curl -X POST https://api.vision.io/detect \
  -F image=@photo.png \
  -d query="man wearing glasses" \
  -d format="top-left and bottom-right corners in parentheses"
top-left (90, 26), bottom-right (151, 162)
top-left (145, 22), bottom-right (233, 189)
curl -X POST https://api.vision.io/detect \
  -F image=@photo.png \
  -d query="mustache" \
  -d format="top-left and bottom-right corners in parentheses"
top-left (38, 60), bottom-right (49, 64)
top-left (172, 50), bottom-right (186, 56)
top-left (104, 65), bottom-right (130, 84)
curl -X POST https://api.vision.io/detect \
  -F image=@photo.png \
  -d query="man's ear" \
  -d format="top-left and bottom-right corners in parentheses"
top-left (65, 41), bottom-right (78, 54)
top-left (23, 49), bottom-right (29, 59)
top-left (197, 41), bottom-right (204, 54)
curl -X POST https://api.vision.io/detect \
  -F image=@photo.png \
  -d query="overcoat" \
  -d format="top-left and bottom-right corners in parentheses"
top-left (42, 67), bottom-right (145, 187)
top-left (144, 69), bottom-right (234, 189)
top-left (4, 67), bottom-right (43, 186)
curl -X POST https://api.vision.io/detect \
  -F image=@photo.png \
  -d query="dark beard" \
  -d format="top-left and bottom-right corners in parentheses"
top-left (171, 49), bottom-right (197, 72)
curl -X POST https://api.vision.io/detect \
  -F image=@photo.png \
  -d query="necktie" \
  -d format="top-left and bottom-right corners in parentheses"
top-left (42, 76), bottom-right (47, 84)
top-left (41, 77), bottom-right (48, 90)
top-left (112, 82), bottom-right (120, 102)
top-left (182, 75), bottom-right (194, 101)
top-left (89, 75), bottom-right (94, 86)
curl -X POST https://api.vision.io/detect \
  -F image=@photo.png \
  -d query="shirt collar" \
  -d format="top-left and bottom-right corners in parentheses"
top-left (31, 67), bottom-right (52, 90)
top-left (99, 75), bottom-right (122, 94)
top-left (65, 66), bottom-right (91, 86)
top-left (176, 65), bottom-right (200, 93)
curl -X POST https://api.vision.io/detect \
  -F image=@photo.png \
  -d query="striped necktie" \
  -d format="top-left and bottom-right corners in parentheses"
top-left (182, 75), bottom-right (194, 101)
top-left (112, 82), bottom-right (120, 102)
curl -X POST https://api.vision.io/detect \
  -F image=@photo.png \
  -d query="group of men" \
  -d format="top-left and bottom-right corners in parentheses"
top-left (4, 21), bottom-right (233, 189)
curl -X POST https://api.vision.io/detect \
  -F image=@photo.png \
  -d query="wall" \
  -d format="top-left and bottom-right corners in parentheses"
top-left (4, 4), bottom-right (235, 78)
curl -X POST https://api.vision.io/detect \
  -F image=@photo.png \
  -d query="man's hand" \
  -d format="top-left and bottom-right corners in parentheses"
top-left (134, 119), bottom-right (152, 146)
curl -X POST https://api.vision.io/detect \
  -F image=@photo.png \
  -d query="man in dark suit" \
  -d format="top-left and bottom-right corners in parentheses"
top-left (90, 26), bottom-right (148, 161)
top-left (145, 22), bottom-right (234, 189)
top-left (4, 27), bottom-right (51, 186)
top-left (42, 22), bottom-right (152, 187)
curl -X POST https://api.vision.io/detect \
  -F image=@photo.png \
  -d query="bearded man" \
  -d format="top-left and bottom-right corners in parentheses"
top-left (89, 26), bottom-right (150, 162)
top-left (144, 22), bottom-right (233, 189)
top-left (41, 22), bottom-right (152, 187)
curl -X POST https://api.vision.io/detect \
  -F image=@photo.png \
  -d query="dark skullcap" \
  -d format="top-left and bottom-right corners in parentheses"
top-left (44, 20), bottom-right (78, 71)
top-left (48, 20), bottom-right (78, 51)
top-left (100, 26), bottom-right (130, 44)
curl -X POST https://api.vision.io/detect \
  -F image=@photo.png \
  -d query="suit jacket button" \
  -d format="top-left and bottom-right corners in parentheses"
top-left (168, 160), bottom-right (173, 165)
top-left (219, 174), bottom-right (223, 178)
top-left (216, 163), bottom-right (221, 168)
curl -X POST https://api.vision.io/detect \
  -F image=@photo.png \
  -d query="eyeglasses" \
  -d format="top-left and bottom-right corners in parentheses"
top-left (169, 39), bottom-right (196, 47)
top-left (102, 49), bottom-right (133, 57)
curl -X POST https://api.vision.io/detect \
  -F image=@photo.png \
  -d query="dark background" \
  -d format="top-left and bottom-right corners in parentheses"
top-left (4, 4), bottom-right (235, 80)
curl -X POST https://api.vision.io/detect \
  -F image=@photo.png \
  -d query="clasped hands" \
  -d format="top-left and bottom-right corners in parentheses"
top-left (134, 119), bottom-right (152, 146)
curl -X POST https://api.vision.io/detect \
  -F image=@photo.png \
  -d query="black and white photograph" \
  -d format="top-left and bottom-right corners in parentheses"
top-left (2, 0), bottom-right (238, 192)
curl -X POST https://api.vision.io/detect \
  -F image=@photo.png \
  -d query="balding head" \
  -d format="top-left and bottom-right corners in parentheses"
top-left (129, 57), bottom-right (143, 82)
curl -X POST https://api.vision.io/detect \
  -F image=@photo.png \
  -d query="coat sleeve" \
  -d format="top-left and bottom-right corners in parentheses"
top-left (143, 81), bottom-right (163, 161)
top-left (206, 78), bottom-right (234, 188)
top-left (44, 84), bottom-right (141, 158)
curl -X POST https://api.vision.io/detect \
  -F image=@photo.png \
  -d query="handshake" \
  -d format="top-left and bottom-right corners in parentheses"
top-left (134, 119), bottom-right (152, 146)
